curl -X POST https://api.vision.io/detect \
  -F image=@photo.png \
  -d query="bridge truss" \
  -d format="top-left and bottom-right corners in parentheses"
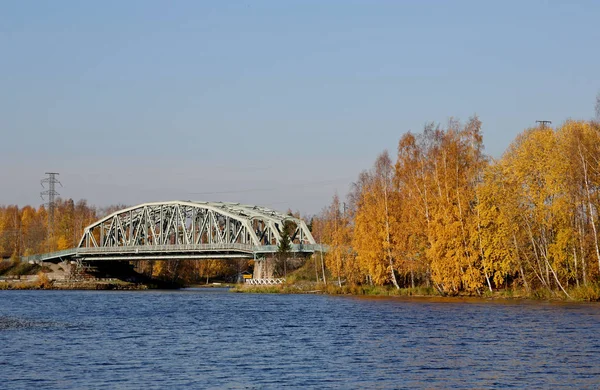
top-left (25, 201), bottom-right (320, 263)
top-left (79, 201), bottom-right (315, 248)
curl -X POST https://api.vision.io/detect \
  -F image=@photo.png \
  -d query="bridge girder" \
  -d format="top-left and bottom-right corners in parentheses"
top-left (78, 200), bottom-right (316, 250)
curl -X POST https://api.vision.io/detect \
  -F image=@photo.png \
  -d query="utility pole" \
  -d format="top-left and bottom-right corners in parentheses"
top-left (41, 172), bottom-right (62, 241)
top-left (536, 120), bottom-right (552, 129)
top-left (320, 242), bottom-right (327, 286)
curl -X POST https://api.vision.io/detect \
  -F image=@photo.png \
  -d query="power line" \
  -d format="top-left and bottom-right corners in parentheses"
top-left (189, 187), bottom-right (272, 196)
top-left (188, 177), bottom-right (354, 196)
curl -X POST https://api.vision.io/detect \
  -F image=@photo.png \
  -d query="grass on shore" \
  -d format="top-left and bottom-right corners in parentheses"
top-left (232, 280), bottom-right (600, 302)
top-left (0, 261), bottom-right (47, 277)
top-left (0, 276), bottom-right (146, 290)
top-left (236, 257), bottom-right (600, 301)
top-left (231, 282), bottom-right (436, 296)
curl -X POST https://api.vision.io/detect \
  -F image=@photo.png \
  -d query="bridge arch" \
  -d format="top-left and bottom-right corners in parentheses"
top-left (78, 200), bottom-right (316, 249)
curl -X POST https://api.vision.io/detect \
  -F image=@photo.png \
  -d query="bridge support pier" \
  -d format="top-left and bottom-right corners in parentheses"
top-left (253, 258), bottom-right (275, 279)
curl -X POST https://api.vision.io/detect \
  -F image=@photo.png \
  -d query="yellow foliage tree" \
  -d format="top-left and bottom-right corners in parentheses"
top-left (353, 152), bottom-right (401, 287)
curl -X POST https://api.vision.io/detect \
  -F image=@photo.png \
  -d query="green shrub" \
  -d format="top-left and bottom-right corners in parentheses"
top-left (531, 288), bottom-right (554, 300)
top-left (6, 262), bottom-right (39, 276)
top-left (0, 261), bottom-right (12, 275)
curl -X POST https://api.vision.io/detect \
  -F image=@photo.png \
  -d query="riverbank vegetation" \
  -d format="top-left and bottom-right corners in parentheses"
top-left (310, 117), bottom-right (600, 300)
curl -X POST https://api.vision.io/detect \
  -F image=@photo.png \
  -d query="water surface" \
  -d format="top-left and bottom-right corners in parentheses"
top-left (1, 289), bottom-right (599, 389)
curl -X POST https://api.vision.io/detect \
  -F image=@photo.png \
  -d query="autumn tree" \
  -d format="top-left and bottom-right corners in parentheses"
top-left (394, 129), bottom-right (436, 288)
top-left (353, 152), bottom-right (401, 288)
top-left (20, 206), bottom-right (46, 256)
top-left (0, 206), bottom-right (22, 258)
top-left (595, 90), bottom-right (600, 122)
top-left (320, 193), bottom-right (354, 286)
top-left (477, 121), bottom-right (600, 297)
top-left (391, 117), bottom-right (488, 294)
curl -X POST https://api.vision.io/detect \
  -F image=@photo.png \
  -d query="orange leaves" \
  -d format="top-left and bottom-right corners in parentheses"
top-left (314, 118), bottom-right (599, 294)
top-left (410, 117), bottom-right (487, 294)
top-left (480, 120), bottom-right (600, 295)
top-left (352, 151), bottom-right (401, 287)
top-left (312, 116), bottom-right (496, 292)
top-left (0, 199), bottom-right (98, 257)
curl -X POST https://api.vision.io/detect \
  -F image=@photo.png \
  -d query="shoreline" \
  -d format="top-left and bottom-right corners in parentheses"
top-left (230, 283), bottom-right (600, 302)
top-left (0, 279), bottom-right (148, 291)
top-left (3, 279), bottom-right (599, 302)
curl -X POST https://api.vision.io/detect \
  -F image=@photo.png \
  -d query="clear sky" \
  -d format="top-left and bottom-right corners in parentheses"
top-left (1, 0), bottom-right (599, 215)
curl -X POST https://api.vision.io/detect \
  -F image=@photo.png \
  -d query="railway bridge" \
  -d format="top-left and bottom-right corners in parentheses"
top-left (23, 201), bottom-right (323, 273)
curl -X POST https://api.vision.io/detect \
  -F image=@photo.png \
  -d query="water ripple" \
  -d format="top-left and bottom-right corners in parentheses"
top-left (1, 290), bottom-right (600, 389)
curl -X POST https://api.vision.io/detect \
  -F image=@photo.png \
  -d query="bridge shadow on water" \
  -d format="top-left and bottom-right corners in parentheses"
top-left (85, 261), bottom-right (182, 289)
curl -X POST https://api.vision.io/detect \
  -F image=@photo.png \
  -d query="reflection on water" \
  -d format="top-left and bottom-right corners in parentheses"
top-left (1, 289), bottom-right (599, 389)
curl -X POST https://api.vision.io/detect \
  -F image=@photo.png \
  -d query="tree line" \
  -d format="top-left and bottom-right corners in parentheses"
top-left (0, 200), bottom-right (252, 284)
top-left (3, 116), bottom-right (600, 294)
top-left (0, 199), bottom-right (97, 258)
top-left (312, 118), bottom-right (600, 297)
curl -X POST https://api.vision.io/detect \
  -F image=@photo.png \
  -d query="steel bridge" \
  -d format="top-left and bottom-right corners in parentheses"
top-left (24, 201), bottom-right (322, 263)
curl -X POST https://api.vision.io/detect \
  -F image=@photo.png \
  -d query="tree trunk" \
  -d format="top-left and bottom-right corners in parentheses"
top-left (314, 255), bottom-right (320, 283)
top-left (513, 234), bottom-right (530, 293)
top-left (383, 172), bottom-right (399, 289)
top-left (476, 202), bottom-right (492, 293)
top-left (320, 247), bottom-right (327, 285)
top-left (541, 250), bottom-right (572, 299)
top-left (579, 145), bottom-right (600, 272)
top-left (484, 270), bottom-right (493, 293)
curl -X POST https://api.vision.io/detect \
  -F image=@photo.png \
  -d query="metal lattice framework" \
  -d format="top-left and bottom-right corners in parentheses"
top-left (78, 201), bottom-right (316, 249)
top-left (21, 201), bottom-right (323, 264)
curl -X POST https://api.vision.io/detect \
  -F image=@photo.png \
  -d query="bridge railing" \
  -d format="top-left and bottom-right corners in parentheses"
top-left (253, 244), bottom-right (326, 253)
top-left (79, 243), bottom-right (256, 254)
top-left (77, 243), bottom-right (326, 254)
top-left (22, 248), bottom-right (78, 263)
top-left (22, 243), bottom-right (328, 263)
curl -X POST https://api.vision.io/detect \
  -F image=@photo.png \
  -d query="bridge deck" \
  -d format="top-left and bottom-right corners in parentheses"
top-left (22, 244), bottom-right (325, 263)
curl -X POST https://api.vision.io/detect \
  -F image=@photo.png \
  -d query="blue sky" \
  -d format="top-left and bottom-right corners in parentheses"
top-left (1, 0), bottom-right (599, 215)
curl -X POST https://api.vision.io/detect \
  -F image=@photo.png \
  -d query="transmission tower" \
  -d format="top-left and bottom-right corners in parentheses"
top-left (536, 120), bottom-right (552, 128)
top-left (41, 172), bottom-right (62, 236)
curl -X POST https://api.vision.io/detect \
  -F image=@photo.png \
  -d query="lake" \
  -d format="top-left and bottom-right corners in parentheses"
top-left (1, 289), bottom-right (599, 389)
